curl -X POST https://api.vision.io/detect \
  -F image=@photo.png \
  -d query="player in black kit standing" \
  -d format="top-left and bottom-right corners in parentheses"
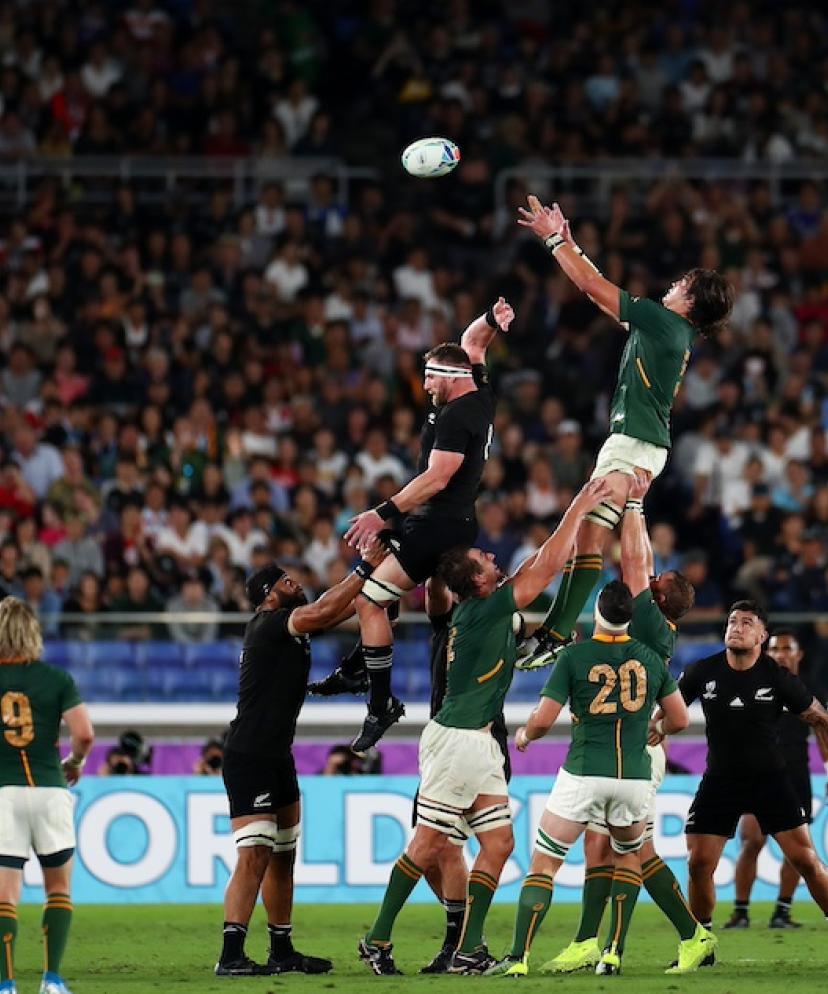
top-left (315, 297), bottom-right (514, 754)
top-left (216, 539), bottom-right (386, 977)
top-left (670, 600), bottom-right (828, 928)
top-left (723, 629), bottom-right (828, 929)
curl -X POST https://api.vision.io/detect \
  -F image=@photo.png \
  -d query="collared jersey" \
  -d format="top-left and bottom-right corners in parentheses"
top-left (542, 635), bottom-right (677, 779)
top-left (630, 589), bottom-right (677, 662)
top-left (610, 291), bottom-right (695, 449)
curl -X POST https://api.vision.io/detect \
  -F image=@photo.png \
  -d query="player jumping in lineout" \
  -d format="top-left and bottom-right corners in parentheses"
top-left (515, 195), bottom-right (732, 669)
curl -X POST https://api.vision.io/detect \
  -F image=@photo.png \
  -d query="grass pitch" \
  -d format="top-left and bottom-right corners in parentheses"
top-left (13, 901), bottom-right (827, 993)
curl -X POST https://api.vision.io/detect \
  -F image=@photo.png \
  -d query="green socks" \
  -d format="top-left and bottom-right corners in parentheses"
top-left (540, 554), bottom-right (603, 640)
top-left (43, 893), bottom-right (73, 974)
top-left (602, 867), bottom-right (641, 956)
top-left (642, 857), bottom-right (697, 940)
top-left (510, 873), bottom-right (554, 957)
top-left (575, 864), bottom-right (613, 941)
top-left (458, 870), bottom-right (498, 953)
top-left (367, 854), bottom-right (424, 944)
top-left (0, 902), bottom-right (17, 983)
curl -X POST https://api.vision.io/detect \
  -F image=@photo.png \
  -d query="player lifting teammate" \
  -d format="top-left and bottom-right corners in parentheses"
top-left (486, 581), bottom-right (690, 978)
top-left (0, 597), bottom-right (95, 994)
top-left (311, 298), bottom-right (514, 754)
top-left (678, 601), bottom-right (828, 929)
top-left (216, 539), bottom-right (386, 977)
top-left (358, 479), bottom-right (611, 977)
top-left (515, 195), bottom-right (732, 669)
top-left (544, 474), bottom-right (712, 975)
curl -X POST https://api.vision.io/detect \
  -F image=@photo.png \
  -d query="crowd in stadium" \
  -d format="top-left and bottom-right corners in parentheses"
top-left (0, 2), bottom-right (825, 674)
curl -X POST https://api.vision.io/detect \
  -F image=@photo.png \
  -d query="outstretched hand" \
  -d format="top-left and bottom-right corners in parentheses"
top-left (572, 477), bottom-right (613, 515)
top-left (628, 470), bottom-right (652, 502)
top-left (517, 195), bottom-right (570, 242)
top-left (359, 536), bottom-right (388, 568)
top-left (491, 295), bottom-right (515, 332)
top-left (344, 509), bottom-right (383, 548)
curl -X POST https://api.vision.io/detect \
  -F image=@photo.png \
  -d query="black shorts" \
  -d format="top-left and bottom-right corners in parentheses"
top-left (389, 513), bottom-right (478, 586)
top-left (789, 768), bottom-right (813, 824)
top-left (223, 748), bottom-right (300, 819)
top-left (686, 771), bottom-right (809, 838)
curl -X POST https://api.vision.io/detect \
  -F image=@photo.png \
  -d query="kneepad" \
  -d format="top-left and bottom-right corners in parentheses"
top-left (272, 824), bottom-right (300, 854)
top-left (234, 820), bottom-right (280, 851)
top-left (466, 803), bottom-right (512, 836)
top-left (585, 500), bottom-right (623, 531)
top-left (610, 830), bottom-right (646, 855)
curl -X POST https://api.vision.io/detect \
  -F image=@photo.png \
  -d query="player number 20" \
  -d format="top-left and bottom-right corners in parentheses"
top-left (1, 691), bottom-right (35, 748)
top-left (588, 660), bottom-right (647, 714)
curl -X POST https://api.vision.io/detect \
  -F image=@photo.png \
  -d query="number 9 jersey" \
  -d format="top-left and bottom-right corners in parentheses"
top-left (0, 661), bottom-right (82, 787)
top-left (541, 635), bottom-right (676, 780)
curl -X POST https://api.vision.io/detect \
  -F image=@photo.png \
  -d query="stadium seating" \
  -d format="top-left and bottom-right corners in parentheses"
top-left (42, 637), bottom-right (725, 702)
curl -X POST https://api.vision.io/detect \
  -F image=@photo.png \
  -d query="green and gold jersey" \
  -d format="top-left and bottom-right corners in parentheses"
top-left (435, 583), bottom-right (517, 730)
top-left (541, 635), bottom-right (677, 779)
top-left (0, 661), bottom-right (81, 788)
top-left (630, 589), bottom-right (677, 663)
top-left (609, 291), bottom-right (696, 449)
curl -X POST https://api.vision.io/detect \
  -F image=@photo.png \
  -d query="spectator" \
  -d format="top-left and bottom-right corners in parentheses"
top-left (108, 565), bottom-right (164, 640)
top-left (19, 565), bottom-right (62, 636)
top-left (194, 736), bottom-right (225, 775)
top-left (61, 570), bottom-right (105, 640)
top-left (166, 571), bottom-right (219, 644)
top-left (11, 423), bottom-right (63, 500)
top-left (53, 513), bottom-right (104, 584)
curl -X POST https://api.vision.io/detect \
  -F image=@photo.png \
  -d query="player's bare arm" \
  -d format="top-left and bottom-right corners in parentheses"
top-left (510, 478), bottom-right (613, 609)
top-left (288, 539), bottom-right (387, 635)
top-left (620, 472), bottom-right (654, 596)
top-left (647, 689), bottom-right (690, 744)
top-left (515, 697), bottom-right (563, 751)
top-left (798, 698), bottom-right (828, 761)
top-left (344, 448), bottom-right (464, 547)
top-left (518, 195), bottom-right (621, 320)
top-left (459, 296), bottom-right (514, 364)
top-left (62, 702), bottom-right (95, 785)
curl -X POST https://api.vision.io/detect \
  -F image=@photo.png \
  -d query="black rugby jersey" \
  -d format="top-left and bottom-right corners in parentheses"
top-left (679, 651), bottom-right (813, 777)
top-left (415, 364), bottom-right (494, 519)
top-left (225, 608), bottom-right (311, 755)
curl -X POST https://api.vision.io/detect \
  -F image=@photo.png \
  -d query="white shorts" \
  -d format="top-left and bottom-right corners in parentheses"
top-left (588, 744), bottom-right (665, 836)
top-left (0, 786), bottom-right (75, 865)
top-left (417, 720), bottom-right (508, 837)
top-left (591, 433), bottom-right (668, 480)
top-left (546, 768), bottom-right (652, 829)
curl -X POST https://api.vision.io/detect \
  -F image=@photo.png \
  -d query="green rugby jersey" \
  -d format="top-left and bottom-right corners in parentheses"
top-left (609, 291), bottom-right (695, 449)
top-left (435, 583), bottom-right (517, 730)
top-left (0, 661), bottom-right (82, 787)
top-left (542, 635), bottom-right (676, 779)
top-left (630, 589), bottom-right (677, 662)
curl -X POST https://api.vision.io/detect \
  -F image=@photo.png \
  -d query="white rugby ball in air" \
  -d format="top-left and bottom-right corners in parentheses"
top-left (401, 137), bottom-right (461, 178)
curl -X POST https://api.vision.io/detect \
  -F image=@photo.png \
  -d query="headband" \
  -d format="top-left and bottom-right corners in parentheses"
top-left (594, 602), bottom-right (630, 635)
top-left (424, 362), bottom-right (473, 378)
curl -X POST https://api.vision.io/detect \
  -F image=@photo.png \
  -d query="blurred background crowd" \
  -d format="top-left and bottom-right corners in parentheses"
top-left (0, 1), bottom-right (826, 690)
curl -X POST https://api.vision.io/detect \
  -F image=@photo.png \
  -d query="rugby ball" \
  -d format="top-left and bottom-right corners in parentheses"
top-left (401, 137), bottom-right (461, 178)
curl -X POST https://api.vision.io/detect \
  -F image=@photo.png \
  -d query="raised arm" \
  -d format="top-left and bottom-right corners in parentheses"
top-left (509, 478), bottom-right (612, 610)
top-left (288, 539), bottom-right (387, 635)
top-left (460, 296), bottom-right (514, 365)
top-left (620, 473), bottom-right (654, 597)
top-left (518, 195), bottom-right (621, 321)
top-left (425, 574), bottom-right (453, 619)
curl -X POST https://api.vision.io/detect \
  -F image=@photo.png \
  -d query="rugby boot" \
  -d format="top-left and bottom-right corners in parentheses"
top-left (540, 938), bottom-right (601, 974)
top-left (351, 697), bottom-right (405, 755)
top-left (666, 925), bottom-right (718, 974)
top-left (448, 945), bottom-right (497, 974)
top-left (358, 938), bottom-right (402, 976)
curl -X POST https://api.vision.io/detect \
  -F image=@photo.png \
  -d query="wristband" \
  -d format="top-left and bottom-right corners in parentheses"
top-left (544, 233), bottom-right (566, 254)
top-left (625, 499), bottom-right (644, 513)
top-left (64, 753), bottom-right (86, 769)
top-left (375, 500), bottom-right (399, 522)
top-left (484, 306), bottom-right (498, 329)
top-left (353, 560), bottom-right (375, 580)
top-left (654, 718), bottom-right (665, 737)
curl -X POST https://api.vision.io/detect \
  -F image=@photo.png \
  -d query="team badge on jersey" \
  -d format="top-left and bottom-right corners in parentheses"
top-left (702, 681), bottom-right (717, 700)
top-left (754, 687), bottom-right (774, 702)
